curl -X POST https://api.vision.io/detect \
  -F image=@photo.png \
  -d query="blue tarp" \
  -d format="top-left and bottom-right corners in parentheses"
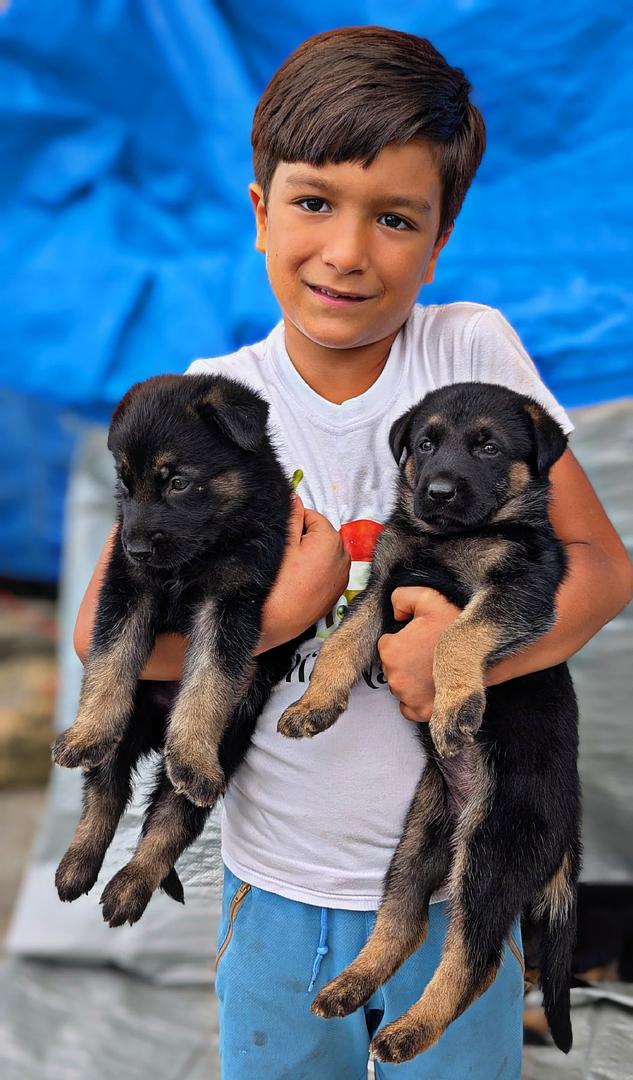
top-left (1, 2), bottom-right (631, 579)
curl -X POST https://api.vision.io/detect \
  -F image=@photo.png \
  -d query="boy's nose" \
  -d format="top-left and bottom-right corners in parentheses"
top-left (320, 222), bottom-right (370, 276)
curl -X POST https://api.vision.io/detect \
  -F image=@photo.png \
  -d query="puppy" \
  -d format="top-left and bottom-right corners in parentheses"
top-left (53, 374), bottom-right (297, 926)
top-left (278, 382), bottom-right (581, 1063)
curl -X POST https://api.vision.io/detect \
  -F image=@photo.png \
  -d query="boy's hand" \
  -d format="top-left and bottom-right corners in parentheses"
top-left (378, 588), bottom-right (461, 722)
top-left (257, 494), bottom-right (350, 653)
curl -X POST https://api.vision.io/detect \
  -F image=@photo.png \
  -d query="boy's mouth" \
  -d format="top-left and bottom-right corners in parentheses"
top-left (307, 283), bottom-right (372, 306)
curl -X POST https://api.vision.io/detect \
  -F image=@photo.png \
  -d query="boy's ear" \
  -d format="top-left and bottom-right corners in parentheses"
top-left (248, 182), bottom-right (267, 253)
top-left (421, 226), bottom-right (453, 285)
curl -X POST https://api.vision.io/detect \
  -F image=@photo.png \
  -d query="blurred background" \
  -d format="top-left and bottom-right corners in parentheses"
top-left (1, 2), bottom-right (631, 1077)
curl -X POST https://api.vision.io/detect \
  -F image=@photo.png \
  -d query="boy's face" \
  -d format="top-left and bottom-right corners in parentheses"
top-left (249, 140), bottom-right (451, 358)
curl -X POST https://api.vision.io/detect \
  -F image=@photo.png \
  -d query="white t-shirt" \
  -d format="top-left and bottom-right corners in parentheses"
top-left (187, 302), bottom-right (574, 911)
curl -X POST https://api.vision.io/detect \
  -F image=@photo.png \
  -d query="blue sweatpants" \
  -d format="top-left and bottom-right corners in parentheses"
top-left (215, 865), bottom-right (525, 1079)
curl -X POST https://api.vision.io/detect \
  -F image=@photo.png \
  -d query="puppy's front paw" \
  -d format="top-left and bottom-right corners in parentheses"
top-left (51, 729), bottom-right (116, 770)
top-left (100, 866), bottom-right (153, 928)
top-left (165, 749), bottom-right (226, 808)
top-left (430, 689), bottom-right (485, 758)
top-left (277, 703), bottom-right (344, 739)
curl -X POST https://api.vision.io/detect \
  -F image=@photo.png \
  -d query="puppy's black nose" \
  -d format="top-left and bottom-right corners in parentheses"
top-left (126, 543), bottom-right (153, 563)
top-left (427, 479), bottom-right (456, 503)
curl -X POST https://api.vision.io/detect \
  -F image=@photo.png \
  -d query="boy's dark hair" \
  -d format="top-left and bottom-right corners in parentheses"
top-left (252, 26), bottom-right (486, 240)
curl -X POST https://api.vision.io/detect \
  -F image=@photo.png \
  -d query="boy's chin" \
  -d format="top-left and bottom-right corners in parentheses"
top-left (283, 310), bottom-right (393, 353)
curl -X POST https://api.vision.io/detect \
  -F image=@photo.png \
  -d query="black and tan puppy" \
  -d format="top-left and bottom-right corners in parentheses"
top-left (53, 374), bottom-right (296, 926)
top-left (278, 382), bottom-right (581, 1063)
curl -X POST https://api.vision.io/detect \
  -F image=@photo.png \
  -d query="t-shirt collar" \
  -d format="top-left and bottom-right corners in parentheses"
top-left (268, 316), bottom-right (409, 429)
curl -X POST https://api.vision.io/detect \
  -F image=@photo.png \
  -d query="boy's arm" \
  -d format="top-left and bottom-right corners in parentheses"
top-left (73, 496), bottom-right (350, 679)
top-left (378, 449), bottom-right (633, 722)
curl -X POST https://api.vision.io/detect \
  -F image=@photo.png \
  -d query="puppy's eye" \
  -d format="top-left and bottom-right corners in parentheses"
top-left (481, 443), bottom-right (499, 456)
top-left (170, 476), bottom-right (190, 492)
top-left (418, 438), bottom-right (433, 453)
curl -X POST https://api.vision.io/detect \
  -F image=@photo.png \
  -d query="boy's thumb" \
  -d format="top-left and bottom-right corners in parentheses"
top-left (287, 493), bottom-right (305, 543)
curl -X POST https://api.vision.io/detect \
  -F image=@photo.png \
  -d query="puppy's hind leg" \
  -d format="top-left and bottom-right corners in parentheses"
top-left (371, 776), bottom-right (528, 1064)
top-left (55, 688), bottom-right (167, 902)
top-left (100, 764), bottom-right (208, 927)
top-left (312, 763), bottom-right (452, 1018)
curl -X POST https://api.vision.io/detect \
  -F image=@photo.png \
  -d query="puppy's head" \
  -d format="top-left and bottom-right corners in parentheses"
top-left (389, 382), bottom-right (567, 533)
top-left (107, 374), bottom-right (270, 571)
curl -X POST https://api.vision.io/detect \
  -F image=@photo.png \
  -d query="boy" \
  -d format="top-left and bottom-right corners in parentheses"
top-left (75, 26), bottom-right (633, 1079)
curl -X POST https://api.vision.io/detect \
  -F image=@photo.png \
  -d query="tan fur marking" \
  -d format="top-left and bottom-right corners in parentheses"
top-left (71, 596), bottom-right (153, 748)
top-left (405, 917), bottom-right (497, 1032)
top-left (433, 594), bottom-right (500, 709)
top-left (153, 452), bottom-right (176, 472)
top-left (166, 600), bottom-right (252, 772)
top-left (126, 791), bottom-right (189, 885)
top-left (211, 469), bottom-right (243, 504)
top-left (404, 456), bottom-right (415, 486)
top-left (524, 403), bottom-right (542, 424)
top-left (439, 537), bottom-right (508, 590)
top-left (508, 461), bottom-right (530, 498)
top-left (447, 746), bottom-right (492, 900)
top-left (533, 852), bottom-right (574, 926)
top-left (295, 588), bottom-right (383, 711)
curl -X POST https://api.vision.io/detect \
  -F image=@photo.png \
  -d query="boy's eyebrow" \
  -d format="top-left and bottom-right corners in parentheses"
top-left (283, 173), bottom-right (432, 214)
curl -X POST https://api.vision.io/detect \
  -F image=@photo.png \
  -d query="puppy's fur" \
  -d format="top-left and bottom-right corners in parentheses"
top-left (278, 382), bottom-right (581, 1063)
top-left (53, 374), bottom-right (297, 926)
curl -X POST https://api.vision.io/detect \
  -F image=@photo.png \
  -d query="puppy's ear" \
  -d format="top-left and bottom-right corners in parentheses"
top-left (523, 400), bottom-right (568, 474)
top-left (197, 380), bottom-right (269, 451)
top-left (389, 409), bottom-right (413, 465)
top-left (107, 381), bottom-right (145, 450)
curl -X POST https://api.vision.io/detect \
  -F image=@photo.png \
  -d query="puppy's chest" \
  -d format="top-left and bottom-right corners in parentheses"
top-left (435, 536), bottom-right (510, 592)
top-left (390, 535), bottom-right (511, 603)
top-left (153, 579), bottom-right (206, 635)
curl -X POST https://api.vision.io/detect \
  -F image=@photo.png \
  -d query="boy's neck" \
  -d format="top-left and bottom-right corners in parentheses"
top-left (283, 320), bottom-right (402, 405)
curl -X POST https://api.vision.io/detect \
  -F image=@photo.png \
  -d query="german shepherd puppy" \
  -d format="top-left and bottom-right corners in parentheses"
top-left (53, 374), bottom-right (297, 926)
top-left (278, 382), bottom-right (581, 1063)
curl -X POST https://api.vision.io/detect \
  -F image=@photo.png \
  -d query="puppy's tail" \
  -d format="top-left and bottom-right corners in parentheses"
top-left (160, 868), bottom-right (185, 904)
top-left (531, 848), bottom-right (579, 1053)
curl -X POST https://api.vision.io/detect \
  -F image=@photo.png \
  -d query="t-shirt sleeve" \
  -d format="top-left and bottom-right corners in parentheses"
top-left (469, 307), bottom-right (574, 435)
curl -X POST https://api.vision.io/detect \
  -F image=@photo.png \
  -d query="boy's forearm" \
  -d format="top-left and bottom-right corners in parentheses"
top-left (486, 542), bottom-right (633, 686)
top-left (124, 619), bottom-right (294, 680)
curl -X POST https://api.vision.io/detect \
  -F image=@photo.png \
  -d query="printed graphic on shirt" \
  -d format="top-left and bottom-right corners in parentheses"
top-left (317, 517), bottom-right (385, 639)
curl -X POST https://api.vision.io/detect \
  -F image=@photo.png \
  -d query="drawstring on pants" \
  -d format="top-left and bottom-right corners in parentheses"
top-left (308, 907), bottom-right (329, 992)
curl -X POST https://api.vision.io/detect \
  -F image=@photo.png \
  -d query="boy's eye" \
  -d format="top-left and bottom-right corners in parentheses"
top-left (379, 213), bottom-right (413, 231)
top-left (296, 197), bottom-right (329, 213)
